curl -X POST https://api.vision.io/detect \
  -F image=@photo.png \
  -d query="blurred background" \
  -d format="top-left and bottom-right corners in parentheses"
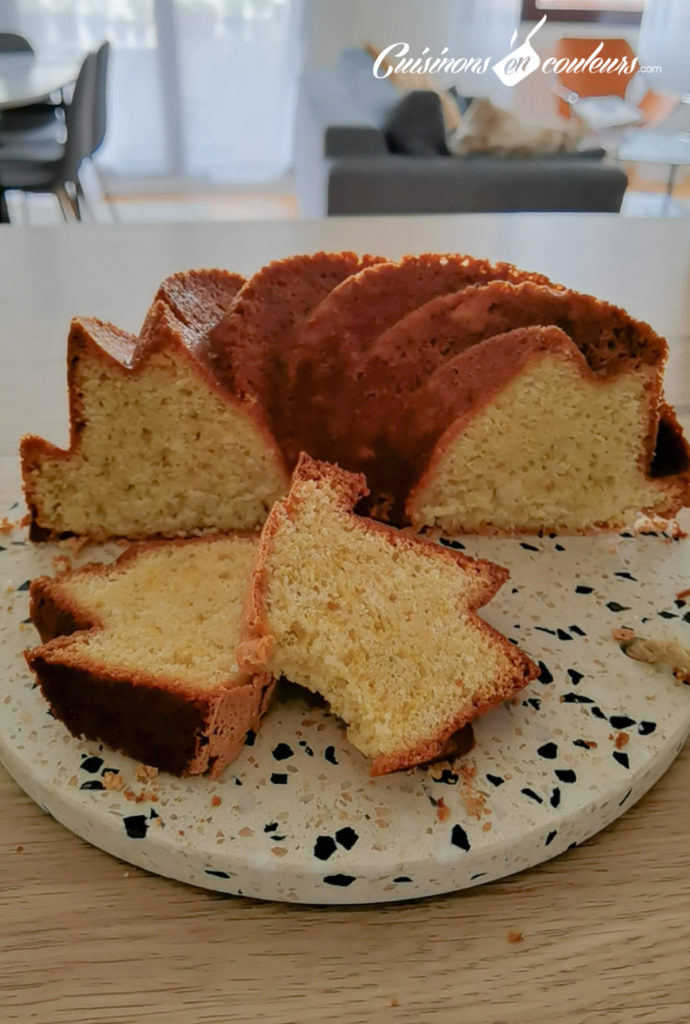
top-left (0, 0), bottom-right (688, 224)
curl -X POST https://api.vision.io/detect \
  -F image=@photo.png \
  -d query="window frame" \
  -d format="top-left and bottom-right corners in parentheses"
top-left (521, 1), bottom-right (644, 24)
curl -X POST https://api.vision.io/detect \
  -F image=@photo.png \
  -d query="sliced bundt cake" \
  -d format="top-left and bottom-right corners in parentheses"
top-left (406, 326), bottom-right (690, 533)
top-left (319, 278), bottom-right (687, 526)
top-left (208, 251), bottom-right (383, 450)
top-left (26, 535), bottom-right (275, 777)
top-left (287, 254), bottom-right (559, 467)
top-left (237, 454), bottom-right (538, 775)
top-left (145, 266), bottom-right (245, 334)
top-left (21, 272), bottom-right (289, 540)
top-left (19, 254), bottom-right (690, 541)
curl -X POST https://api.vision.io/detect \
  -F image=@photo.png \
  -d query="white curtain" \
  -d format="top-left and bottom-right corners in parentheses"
top-left (0, 0), bottom-right (303, 184)
top-left (638, 0), bottom-right (690, 96)
top-left (448, 0), bottom-right (521, 103)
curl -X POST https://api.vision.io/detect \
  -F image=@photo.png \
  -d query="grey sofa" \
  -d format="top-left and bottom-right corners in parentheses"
top-left (294, 50), bottom-right (628, 217)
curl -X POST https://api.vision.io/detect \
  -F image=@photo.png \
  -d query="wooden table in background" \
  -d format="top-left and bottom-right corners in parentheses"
top-left (1, 215), bottom-right (688, 1024)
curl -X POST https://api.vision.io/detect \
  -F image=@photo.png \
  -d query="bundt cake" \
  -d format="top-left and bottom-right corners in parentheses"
top-left (21, 270), bottom-right (289, 540)
top-left (20, 252), bottom-right (690, 539)
top-left (286, 253), bottom-right (559, 466)
top-left (237, 454), bottom-right (538, 776)
top-left (207, 251), bottom-right (383, 446)
top-left (406, 325), bottom-right (688, 533)
top-left (26, 534), bottom-right (275, 777)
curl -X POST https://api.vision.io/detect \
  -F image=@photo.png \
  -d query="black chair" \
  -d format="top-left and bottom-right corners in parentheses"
top-left (0, 32), bottom-right (64, 133)
top-left (0, 32), bottom-right (33, 53)
top-left (89, 41), bottom-right (111, 199)
top-left (0, 51), bottom-right (96, 221)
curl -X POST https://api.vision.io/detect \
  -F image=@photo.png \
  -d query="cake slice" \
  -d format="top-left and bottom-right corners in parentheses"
top-left (208, 252), bottom-right (383, 452)
top-left (26, 535), bottom-right (274, 777)
top-left (287, 254), bottom-right (558, 468)
top-left (237, 454), bottom-right (537, 775)
top-left (21, 274), bottom-right (289, 540)
top-left (406, 326), bottom-right (690, 534)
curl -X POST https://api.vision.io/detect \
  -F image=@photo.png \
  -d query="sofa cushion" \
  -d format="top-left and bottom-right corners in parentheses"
top-left (383, 91), bottom-right (449, 156)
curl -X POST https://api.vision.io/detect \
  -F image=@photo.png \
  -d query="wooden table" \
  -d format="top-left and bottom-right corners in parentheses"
top-left (1, 215), bottom-right (688, 1024)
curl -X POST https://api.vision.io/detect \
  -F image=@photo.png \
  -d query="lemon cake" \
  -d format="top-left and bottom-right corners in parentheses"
top-left (237, 454), bottom-right (538, 775)
top-left (26, 534), bottom-right (274, 777)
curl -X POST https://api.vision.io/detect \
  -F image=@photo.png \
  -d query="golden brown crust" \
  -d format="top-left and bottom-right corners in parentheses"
top-left (208, 252), bottom-right (383, 453)
top-left (407, 326), bottom-right (594, 466)
top-left (312, 278), bottom-right (669, 515)
top-left (148, 267), bottom-right (245, 334)
top-left (406, 326), bottom-right (686, 533)
top-left (287, 255), bottom-right (560, 469)
top-left (26, 536), bottom-right (275, 778)
top-left (238, 454), bottom-right (537, 774)
top-left (651, 402), bottom-right (690, 487)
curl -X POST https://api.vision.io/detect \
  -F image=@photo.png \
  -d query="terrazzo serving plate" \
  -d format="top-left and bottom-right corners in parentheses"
top-left (1, 502), bottom-right (688, 905)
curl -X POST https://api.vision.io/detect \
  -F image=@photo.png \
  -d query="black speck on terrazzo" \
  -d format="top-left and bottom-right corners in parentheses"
top-left (323, 874), bottom-right (356, 887)
top-left (314, 836), bottom-right (337, 861)
top-left (123, 815), bottom-right (148, 839)
top-left (451, 824), bottom-right (471, 851)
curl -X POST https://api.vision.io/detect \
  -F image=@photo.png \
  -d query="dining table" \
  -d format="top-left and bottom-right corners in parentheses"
top-left (0, 213), bottom-right (688, 1024)
top-left (0, 51), bottom-right (79, 111)
top-left (0, 50), bottom-right (81, 222)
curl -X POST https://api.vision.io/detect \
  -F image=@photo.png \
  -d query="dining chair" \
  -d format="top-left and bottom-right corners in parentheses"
top-left (0, 32), bottom-right (33, 53)
top-left (0, 50), bottom-right (96, 221)
top-left (0, 31), bottom-right (65, 133)
top-left (89, 40), bottom-right (111, 204)
top-left (551, 37), bottom-right (679, 130)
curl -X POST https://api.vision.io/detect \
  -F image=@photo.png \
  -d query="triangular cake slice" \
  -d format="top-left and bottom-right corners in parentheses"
top-left (237, 454), bottom-right (537, 775)
top-left (21, 270), bottom-right (289, 540)
top-left (26, 535), bottom-right (274, 777)
top-left (407, 326), bottom-right (690, 534)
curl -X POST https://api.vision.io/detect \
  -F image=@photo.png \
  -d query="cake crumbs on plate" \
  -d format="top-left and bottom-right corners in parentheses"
top-left (632, 514), bottom-right (686, 539)
top-left (211, 795), bottom-right (222, 807)
top-left (135, 763), bottom-right (159, 782)
top-left (0, 517), bottom-right (15, 535)
top-left (436, 797), bottom-right (450, 822)
top-left (51, 554), bottom-right (72, 576)
top-left (507, 929), bottom-right (524, 944)
top-left (615, 732), bottom-right (629, 750)
top-left (103, 769), bottom-right (124, 791)
top-left (613, 628), bottom-right (690, 680)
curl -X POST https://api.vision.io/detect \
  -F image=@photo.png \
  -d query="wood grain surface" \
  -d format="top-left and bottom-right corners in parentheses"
top-left (1, 216), bottom-right (688, 1024)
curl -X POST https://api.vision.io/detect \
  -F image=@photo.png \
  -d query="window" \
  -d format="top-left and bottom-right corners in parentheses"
top-left (521, 1), bottom-right (645, 23)
top-left (2, 0), bottom-right (301, 185)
